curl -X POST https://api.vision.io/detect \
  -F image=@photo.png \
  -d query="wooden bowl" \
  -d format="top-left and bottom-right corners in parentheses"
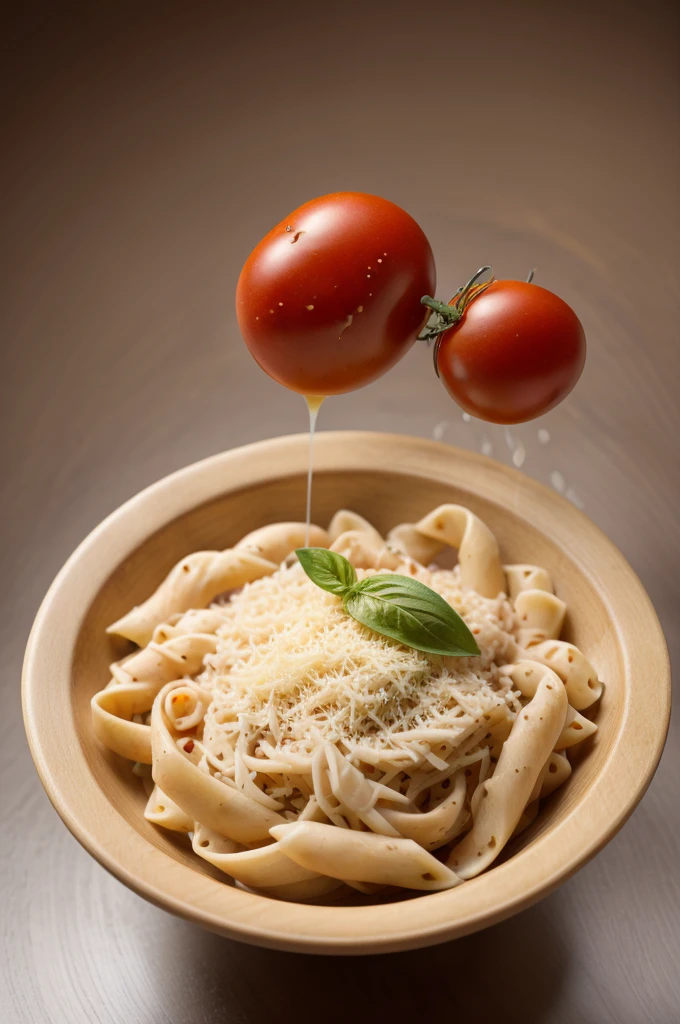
top-left (22, 433), bottom-right (670, 954)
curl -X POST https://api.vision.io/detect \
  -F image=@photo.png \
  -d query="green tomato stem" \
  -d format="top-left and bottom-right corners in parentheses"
top-left (417, 266), bottom-right (495, 348)
top-left (418, 266), bottom-right (496, 374)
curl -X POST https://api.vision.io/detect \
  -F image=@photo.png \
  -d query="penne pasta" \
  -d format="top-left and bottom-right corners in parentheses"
top-left (108, 549), bottom-right (278, 646)
top-left (504, 564), bottom-right (554, 599)
top-left (330, 530), bottom-right (402, 570)
top-left (515, 589), bottom-right (566, 644)
top-left (192, 823), bottom-right (324, 887)
top-left (328, 510), bottom-right (383, 545)
top-left (116, 634), bottom-right (217, 686)
top-left (91, 682), bottom-right (157, 763)
top-left (144, 785), bottom-right (194, 832)
top-left (270, 821), bottom-right (462, 890)
top-left (386, 522), bottom-right (444, 566)
top-left (526, 639), bottom-right (603, 709)
top-left (91, 503), bottom-right (600, 901)
top-left (540, 752), bottom-right (572, 798)
top-left (555, 705), bottom-right (598, 749)
top-left (415, 504), bottom-right (506, 598)
top-left (151, 682), bottom-right (285, 843)
top-left (448, 670), bottom-right (568, 878)
top-left (235, 521), bottom-right (329, 563)
top-left (380, 770), bottom-right (467, 850)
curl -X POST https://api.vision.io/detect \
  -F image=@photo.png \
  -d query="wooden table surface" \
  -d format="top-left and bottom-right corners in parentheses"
top-left (2, 3), bottom-right (678, 1022)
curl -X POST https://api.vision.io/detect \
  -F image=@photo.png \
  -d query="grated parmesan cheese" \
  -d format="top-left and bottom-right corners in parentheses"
top-left (196, 561), bottom-right (520, 772)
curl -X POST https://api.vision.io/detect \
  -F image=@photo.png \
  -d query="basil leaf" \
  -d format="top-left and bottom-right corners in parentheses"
top-left (344, 574), bottom-right (481, 657)
top-left (296, 547), bottom-right (357, 596)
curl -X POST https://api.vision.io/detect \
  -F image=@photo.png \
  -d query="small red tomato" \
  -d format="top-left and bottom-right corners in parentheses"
top-left (435, 280), bottom-right (586, 424)
top-left (236, 192), bottom-right (435, 396)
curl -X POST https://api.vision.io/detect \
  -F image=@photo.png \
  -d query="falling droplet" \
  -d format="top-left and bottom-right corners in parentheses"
top-left (512, 442), bottom-right (526, 468)
top-left (565, 487), bottom-right (584, 509)
top-left (538, 428), bottom-right (550, 444)
top-left (481, 439), bottom-right (493, 456)
top-left (504, 427), bottom-right (515, 451)
top-left (432, 421), bottom-right (448, 441)
top-left (462, 412), bottom-right (472, 423)
top-left (550, 470), bottom-right (566, 493)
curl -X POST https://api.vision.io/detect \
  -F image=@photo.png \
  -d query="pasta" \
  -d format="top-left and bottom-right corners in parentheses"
top-left (94, 507), bottom-right (601, 901)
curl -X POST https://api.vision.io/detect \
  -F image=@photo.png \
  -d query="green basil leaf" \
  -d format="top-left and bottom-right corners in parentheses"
top-left (296, 547), bottom-right (357, 596)
top-left (344, 574), bottom-right (481, 657)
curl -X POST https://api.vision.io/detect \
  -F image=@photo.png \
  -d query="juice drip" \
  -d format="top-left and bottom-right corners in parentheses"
top-left (304, 396), bottom-right (325, 545)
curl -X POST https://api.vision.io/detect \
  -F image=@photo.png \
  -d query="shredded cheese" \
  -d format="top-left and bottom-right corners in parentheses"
top-left (196, 562), bottom-right (520, 772)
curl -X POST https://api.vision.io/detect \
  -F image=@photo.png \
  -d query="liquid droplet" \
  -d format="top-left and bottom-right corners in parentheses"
top-left (432, 421), bottom-right (448, 441)
top-left (304, 397), bottom-right (325, 545)
top-left (512, 442), bottom-right (526, 468)
top-left (550, 470), bottom-right (566, 493)
top-left (538, 428), bottom-right (550, 444)
top-left (565, 487), bottom-right (584, 509)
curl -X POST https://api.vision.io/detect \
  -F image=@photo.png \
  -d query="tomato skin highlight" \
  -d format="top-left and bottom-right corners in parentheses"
top-left (236, 192), bottom-right (435, 396)
top-left (436, 280), bottom-right (586, 424)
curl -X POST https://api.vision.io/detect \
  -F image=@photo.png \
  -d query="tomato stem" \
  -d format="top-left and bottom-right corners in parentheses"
top-left (419, 266), bottom-right (495, 376)
top-left (421, 296), bottom-right (462, 320)
top-left (417, 266), bottom-right (496, 371)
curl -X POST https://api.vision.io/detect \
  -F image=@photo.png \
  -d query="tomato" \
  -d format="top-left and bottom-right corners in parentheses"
top-left (236, 192), bottom-right (435, 395)
top-left (435, 280), bottom-right (586, 424)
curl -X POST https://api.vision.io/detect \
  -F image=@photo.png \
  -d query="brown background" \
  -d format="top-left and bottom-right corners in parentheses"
top-left (1, 2), bottom-right (678, 1022)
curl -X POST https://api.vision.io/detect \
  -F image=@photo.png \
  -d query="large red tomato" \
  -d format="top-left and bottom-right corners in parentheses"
top-left (236, 192), bottom-right (435, 395)
top-left (435, 280), bottom-right (586, 424)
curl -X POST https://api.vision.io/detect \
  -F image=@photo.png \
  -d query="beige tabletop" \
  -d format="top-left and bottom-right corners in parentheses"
top-left (2, 2), bottom-right (678, 1022)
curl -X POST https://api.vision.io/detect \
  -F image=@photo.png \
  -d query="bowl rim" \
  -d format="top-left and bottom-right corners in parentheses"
top-left (22, 431), bottom-right (671, 954)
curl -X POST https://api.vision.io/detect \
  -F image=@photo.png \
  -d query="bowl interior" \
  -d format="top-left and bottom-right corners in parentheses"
top-left (73, 465), bottom-right (623, 896)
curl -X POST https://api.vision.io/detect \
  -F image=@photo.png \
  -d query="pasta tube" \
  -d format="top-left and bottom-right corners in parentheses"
top-left (515, 590), bottom-right (566, 643)
top-left (192, 825), bottom-right (323, 887)
top-left (235, 522), bottom-right (329, 562)
top-left (108, 549), bottom-right (278, 646)
top-left (504, 564), bottom-right (554, 599)
top-left (526, 639), bottom-right (603, 709)
top-left (270, 821), bottom-right (461, 891)
top-left (386, 522), bottom-right (444, 566)
top-left (144, 785), bottom-right (194, 832)
top-left (380, 770), bottom-right (467, 850)
top-left (415, 504), bottom-right (506, 598)
top-left (151, 682), bottom-right (284, 843)
top-left (330, 530), bottom-right (402, 570)
top-left (328, 510), bottom-right (383, 545)
top-left (448, 668), bottom-right (568, 878)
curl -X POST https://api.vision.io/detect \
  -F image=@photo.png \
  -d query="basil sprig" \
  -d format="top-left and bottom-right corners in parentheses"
top-left (296, 548), bottom-right (480, 658)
